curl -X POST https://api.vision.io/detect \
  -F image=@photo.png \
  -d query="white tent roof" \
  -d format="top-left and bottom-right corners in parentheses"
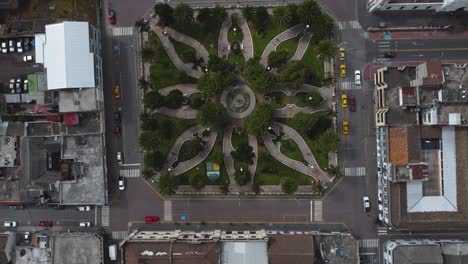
top-left (43, 21), bottom-right (95, 90)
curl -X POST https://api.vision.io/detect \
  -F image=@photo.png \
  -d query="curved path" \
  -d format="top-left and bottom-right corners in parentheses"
top-left (248, 134), bottom-right (258, 183)
top-left (218, 13), bottom-right (232, 58)
top-left (159, 125), bottom-right (217, 176)
top-left (163, 27), bottom-right (209, 65)
top-left (156, 106), bottom-right (198, 119)
top-left (260, 24), bottom-right (304, 67)
top-left (291, 33), bottom-right (313, 61)
top-left (232, 10), bottom-right (254, 60)
top-left (223, 125), bottom-right (236, 185)
top-left (262, 122), bottom-right (331, 183)
top-left (158, 83), bottom-right (200, 96)
top-left (150, 20), bottom-right (205, 79)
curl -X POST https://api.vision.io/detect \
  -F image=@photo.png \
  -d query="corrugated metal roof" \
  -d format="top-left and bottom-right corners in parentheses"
top-left (221, 241), bottom-right (268, 264)
top-left (43, 22), bottom-right (95, 90)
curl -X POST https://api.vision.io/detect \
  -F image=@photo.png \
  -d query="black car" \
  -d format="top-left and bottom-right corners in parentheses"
top-left (384, 51), bottom-right (396, 58)
top-left (114, 111), bottom-right (121, 124)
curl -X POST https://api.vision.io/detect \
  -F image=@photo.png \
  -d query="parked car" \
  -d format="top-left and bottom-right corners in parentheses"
top-left (118, 176), bottom-right (125, 191)
top-left (114, 111), bottom-right (121, 124)
top-left (23, 55), bottom-right (33, 62)
top-left (339, 48), bottom-right (345, 61)
top-left (4, 221), bottom-right (16, 227)
top-left (79, 222), bottom-right (92, 227)
top-left (354, 70), bottom-right (361, 85)
top-left (117, 152), bottom-right (123, 165)
top-left (349, 95), bottom-right (356, 112)
top-left (23, 80), bottom-right (28, 92)
top-left (384, 51), bottom-right (396, 58)
top-left (39, 221), bottom-right (53, 227)
top-left (342, 121), bottom-right (349, 135)
top-left (114, 126), bottom-right (121, 136)
top-left (341, 94), bottom-right (348, 108)
top-left (145, 216), bottom-right (160, 223)
top-left (340, 64), bottom-right (346, 77)
top-left (24, 232), bottom-right (30, 243)
top-left (109, 9), bottom-right (116, 25)
top-left (363, 196), bottom-right (370, 211)
top-left (16, 40), bottom-right (23, 53)
top-left (114, 85), bottom-right (121, 99)
top-left (8, 39), bottom-right (15, 53)
top-left (9, 204), bottom-right (24, 209)
top-left (1, 41), bottom-right (7, 53)
top-left (77, 205), bottom-right (91, 211)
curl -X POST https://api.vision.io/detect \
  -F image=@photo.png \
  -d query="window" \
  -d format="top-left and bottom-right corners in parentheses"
top-left (412, 6), bottom-right (418, 9)
top-left (426, 6), bottom-right (432, 9)
top-left (399, 6), bottom-right (404, 9)
top-left (386, 6), bottom-right (391, 9)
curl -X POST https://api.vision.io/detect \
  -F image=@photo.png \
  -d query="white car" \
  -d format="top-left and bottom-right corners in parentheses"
top-left (8, 40), bottom-right (15, 53)
top-left (24, 232), bottom-right (30, 243)
top-left (23, 55), bottom-right (33, 62)
top-left (1, 42), bottom-right (7, 53)
top-left (23, 80), bottom-right (28, 92)
top-left (79, 222), bottom-right (92, 227)
top-left (117, 151), bottom-right (123, 165)
top-left (77, 205), bottom-right (91, 211)
top-left (4, 221), bottom-right (17, 227)
top-left (118, 176), bottom-right (125, 191)
top-left (363, 196), bottom-right (370, 211)
top-left (378, 189), bottom-right (383, 203)
top-left (16, 41), bottom-right (23, 53)
top-left (354, 70), bottom-right (361, 85)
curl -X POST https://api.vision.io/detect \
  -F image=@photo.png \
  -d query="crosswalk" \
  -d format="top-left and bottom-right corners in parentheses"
top-left (120, 168), bottom-right (140, 178)
top-left (164, 200), bottom-right (173, 221)
top-left (101, 206), bottom-right (110, 227)
top-left (311, 200), bottom-right (323, 222)
top-left (378, 227), bottom-right (388, 236)
top-left (338, 80), bottom-right (359, 90)
top-left (359, 239), bottom-right (379, 248)
top-left (344, 166), bottom-right (366, 176)
top-left (337, 20), bottom-right (361, 31)
top-left (112, 26), bottom-right (134, 36)
top-left (112, 231), bottom-right (129, 240)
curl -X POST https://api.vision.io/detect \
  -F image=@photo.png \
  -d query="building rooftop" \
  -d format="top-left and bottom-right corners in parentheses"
top-left (393, 244), bottom-right (443, 264)
top-left (36, 21), bottom-right (95, 90)
top-left (389, 0), bottom-right (442, 3)
top-left (388, 126), bottom-right (421, 165)
top-left (221, 241), bottom-right (268, 264)
top-left (58, 88), bottom-right (99, 113)
top-left (52, 233), bottom-right (103, 264)
top-left (267, 234), bottom-right (314, 264)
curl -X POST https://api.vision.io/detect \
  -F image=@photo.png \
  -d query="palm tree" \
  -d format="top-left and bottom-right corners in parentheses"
top-left (297, 0), bottom-right (322, 26)
top-left (157, 175), bottom-right (178, 196)
top-left (212, 5), bottom-right (227, 25)
top-left (251, 182), bottom-right (263, 195)
top-left (318, 132), bottom-right (340, 153)
top-left (316, 39), bottom-right (337, 60)
top-left (281, 177), bottom-right (298, 195)
top-left (312, 180), bottom-right (324, 194)
top-left (138, 78), bottom-right (151, 93)
top-left (242, 5), bottom-right (255, 21)
top-left (315, 13), bottom-right (334, 41)
top-left (272, 6), bottom-right (292, 27)
top-left (220, 180), bottom-right (231, 194)
top-left (135, 18), bottom-right (150, 32)
top-left (140, 44), bottom-right (157, 63)
top-left (326, 165), bottom-right (341, 177)
top-left (174, 3), bottom-right (194, 26)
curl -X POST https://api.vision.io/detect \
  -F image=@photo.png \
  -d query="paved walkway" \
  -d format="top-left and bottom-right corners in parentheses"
top-left (156, 106), bottom-right (198, 119)
top-left (159, 125), bottom-right (217, 176)
top-left (260, 24), bottom-right (304, 67)
top-left (248, 134), bottom-right (258, 183)
top-left (150, 20), bottom-right (205, 79)
top-left (158, 83), bottom-right (200, 96)
top-left (291, 33), bottom-right (312, 61)
top-left (218, 13), bottom-right (232, 58)
top-left (220, 83), bottom-right (256, 119)
top-left (262, 122), bottom-right (331, 183)
top-left (232, 10), bottom-right (254, 60)
top-left (223, 125), bottom-right (236, 184)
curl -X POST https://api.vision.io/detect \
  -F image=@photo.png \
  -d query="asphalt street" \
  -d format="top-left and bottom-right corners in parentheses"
top-left (0, 206), bottom-right (96, 227)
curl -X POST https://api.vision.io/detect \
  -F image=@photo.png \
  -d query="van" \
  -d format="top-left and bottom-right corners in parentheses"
top-left (109, 244), bottom-right (117, 261)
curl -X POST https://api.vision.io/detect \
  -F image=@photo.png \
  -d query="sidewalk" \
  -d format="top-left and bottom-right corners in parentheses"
top-left (367, 29), bottom-right (468, 41)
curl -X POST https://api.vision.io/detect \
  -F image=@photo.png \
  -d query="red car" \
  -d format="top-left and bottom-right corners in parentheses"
top-left (114, 126), bottom-right (121, 136)
top-left (349, 96), bottom-right (356, 112)
top-left (39, 221), bottom-right (53, 227)
top-left (109, 9), bottom-right (116, 25)
top-left (145, 216), bottom-right (160, 223)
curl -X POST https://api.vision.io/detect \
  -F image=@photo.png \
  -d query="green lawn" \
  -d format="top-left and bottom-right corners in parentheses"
top-left (301, 44), bottom-right (325, 86)
top-left (228, 52), bottom-right (245, 69)
top-left (256, 145), bottom-right (312, 185)
top-left (172, 40), bottom-right (198, 64)
top-left (173, 23), bottom-right (218, 57)
top-left (231, 130), bottom-right (248, 149)
top-left (280, 139), bottom-right (307, 164)
top-left (228, 27), bottom-right (243, 43)
top-left (153, 114), bottom-right (197, 155)
top-left (276, 35), bottom-right (301, 58)
top-left (250, 22), bottom-right (290, 58)
top-left (148, 32), bottom-right (196, 89)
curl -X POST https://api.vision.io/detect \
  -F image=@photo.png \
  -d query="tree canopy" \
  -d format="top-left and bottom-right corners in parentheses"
top-left (234, 169), bottom-right (251, 186)
top-left (272, 6), bottom-right (292, 26)
top-left (243, 59), bottom-right (276, 93)
top-left (157, 175), bottom-right (178, 196)
top-left (189, 173), bottom-right (208, 191)
top-left (198, 72), bottom-right (234, 96)
top-left (281, 177), bottom-right (298, 194)
top-left (245, 103), bottom-right (274, 135)
top-left (316, 39), bottom-right (337, 60)
top-left (279, 61), bottom-right (309, 89)
top-left (267, 50), bottom-right (290, 68)
top-left (253, 7), bottom-right (270, 34)
top-left (318, 132), bottom-right (340, 153)
top-left (154, 4), bottom-right (174, 27)
top-left (174, 3), bottom-right (194, 26)
top-left (197, 103), bottom-right (228, 131)
top-left (231, 143), bottom-right (255, 164)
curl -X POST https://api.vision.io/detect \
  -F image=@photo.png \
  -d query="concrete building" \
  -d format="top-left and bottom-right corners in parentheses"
top-left (373, 62), bottom-right (468, 230)
top-left (368, 0), bottom-right (468, 13)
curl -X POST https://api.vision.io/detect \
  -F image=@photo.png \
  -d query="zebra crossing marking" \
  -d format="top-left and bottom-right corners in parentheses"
top-left (337, 20), bottom-right (361, 30)
top-left (112, 231), bottom-right (128, 240)
top-left (359, 239), bottom-right (379, 248)
top-left (344, 166), bottom-right (366, 176)
top-left (120, 168), bottom-right (140, 178)
top-left (378, 227), bottom-right (388, 236)
top-left (164, 200), bottom-right (173, 221)
top-left (112, 26), bottom-right (134, 36)
top-left (101, 206), bottom-right (110, 227)
top-left (338, 81), bottom-right (358, 91)
top-left (313, 200), bottom-right (323, 222)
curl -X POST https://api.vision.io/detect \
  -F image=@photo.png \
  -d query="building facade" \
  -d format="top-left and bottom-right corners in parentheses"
top-left (368, 0), bottom-right (468, 13)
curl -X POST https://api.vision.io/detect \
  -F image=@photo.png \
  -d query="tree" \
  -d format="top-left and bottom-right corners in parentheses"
top-left (279, 61), bottom-right (309, 89)
top-left (318, 132), bottom-right (340, 153)
top-left (287, 4), bottom-right (300, 26)
top-left (314, 13), bottom-right (334, 41)
top-left (267, 50), bottom-right (289, 68)
top-left (254, 7), bottom-right (270, 34)
top-left (281, 177), bottom-right (298, 195)
top-left (181, 139), bottom-right (204, 161)
top-left (326, 165), bottom-right (341, 177)
top-left (241, 6), bottom-right (255, 21)
top-left (231, 143), bottom-right (255, 164)
top-left (316, 39), bottom-right (337, 60)
top-left (212, 5), bottom-right (227, 26)
top-left (144, 151), bottom-right (166, 170)
top-left (198, 72), bottom-right (234, 96)
top-left (208, 55), bottom-right (233, 73)
top-left (174, 3), bottom-right (194, 26)
top-left (245, 103), bottom-right (274, 135)
top-left (180, 48), bottom-right (197, 63)
top-left (158, 118), bottom-right (175, 138)
top-left (140, 43), bottom-right (157, 63)
top-left (297, 0), bottom-right (322, 27)
top-left (301, 91), bottom-right (323, 107)
top-left (234, 169), bottom-right (251, 186)
top-left (209, 146), bottom-right (224, 165)
top-left (197, 103), bottom-right (228, 131)
top-left (290, 112), bottom-right (331, 138)
top-left (154, 3), bottom-right (174, 27)
top-left (143, 90), bottom-right (164, 110)
top-left (135, 18), bottom-right (150, 32)
top-left (164, 90), bottom-right (184, 109)
top-left (312, 180), bottom-right (324, 194)
top-left (272, 6), bottom-right (292, 26)
top-left (189, 173), bottom-right (208, 191)
top-left (251, 182), bottom-right (263, 194)
top-left (190, 93), bottom-right (206, 109)
top-left (140, 111), bottom-right (159, 131)
top-left (197, 8), bottom-right (212, 25)
top-left (157, 175), bottom-right (178, 196)
top-left (138, 78), bottom-right (151, 93)
top-left (243, 59), bottom-right (276, 93)
top-left (219, 180), bottom-right (231, 194)
top-left (139, 130), bottom-right (162, 151)
top-left (141, 168), bottom-right (155, 181)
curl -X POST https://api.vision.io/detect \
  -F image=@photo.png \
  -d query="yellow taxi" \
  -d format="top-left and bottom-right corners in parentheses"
top-left (341, 94), bottom-right (348, 108)
top-left (339, 48), bottom-right (345, 61)
top-left (340, 64), bottom-right (346, 77)
top-left (114, 85), bottom-right (121, 99)
top-left (342, 121), bottom-right (349, 135)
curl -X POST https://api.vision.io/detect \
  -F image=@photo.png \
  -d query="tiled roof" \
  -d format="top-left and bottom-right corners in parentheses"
top-left (389, 127), bottom-right (408, 165)
top-left (268, 235), bottom-right (314, 264)
top-left (423, 61), bottom-right (444, 86)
